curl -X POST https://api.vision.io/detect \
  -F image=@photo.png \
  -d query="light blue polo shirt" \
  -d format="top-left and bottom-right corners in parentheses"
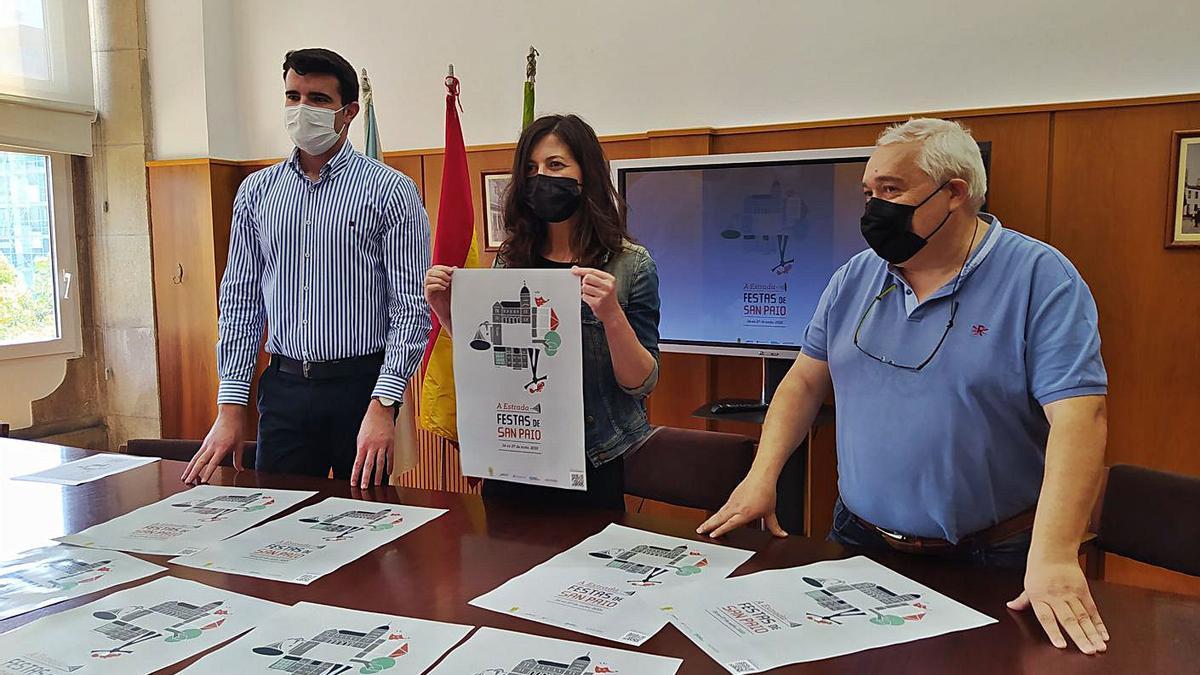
top-left (802, 214), bottom-right (1107, 542)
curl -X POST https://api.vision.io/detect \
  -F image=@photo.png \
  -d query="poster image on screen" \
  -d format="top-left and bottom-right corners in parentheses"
top-left (616, 144), bottom-right (989, 357)
top-left (621, 157), bottom-right (870, 354)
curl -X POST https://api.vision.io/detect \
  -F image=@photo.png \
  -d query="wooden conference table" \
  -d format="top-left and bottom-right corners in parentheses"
top-left (0, 438), bottom-right (1197, 674)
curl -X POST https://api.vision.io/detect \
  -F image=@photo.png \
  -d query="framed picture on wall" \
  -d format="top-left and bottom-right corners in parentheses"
top-left (1167, 129), bottom-right (1200, 248)
top-left (483, 172), bottom-right (512, 251)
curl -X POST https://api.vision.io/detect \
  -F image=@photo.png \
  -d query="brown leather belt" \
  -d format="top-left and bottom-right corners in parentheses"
top-left (852, 508), bottom-right (1036, 555)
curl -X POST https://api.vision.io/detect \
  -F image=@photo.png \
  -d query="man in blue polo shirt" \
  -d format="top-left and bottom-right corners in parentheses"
top-left (699, 118), bottom-right (1109, 655)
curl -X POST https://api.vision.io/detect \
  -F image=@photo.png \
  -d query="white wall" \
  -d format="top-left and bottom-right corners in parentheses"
top-left (149, 0), bottom-right (1200, 161)
top-left (146, 0), bottom-right (207, 158)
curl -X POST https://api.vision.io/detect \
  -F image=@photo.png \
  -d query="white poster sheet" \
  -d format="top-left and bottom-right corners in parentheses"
top-left (0, 545), bottom-right (165, 620)
top-left (170, 497), bottom-right (447, 585)
top-left (177, 601), bottom-right (473, 675)
top-left (54, 485), bottom-right (317, 556)
top-left (13, 453), bottom-right (159, 486)
top-left (470, 524), bottom-right (754, 646)
top-left (660, 555), bottom-right (997, 673)
top-left (427, 626), bottom-right (682, 675)
top-left (451, 268), bottom-right (587, 490)
top-left (0, 576), bottom-right (283, 675)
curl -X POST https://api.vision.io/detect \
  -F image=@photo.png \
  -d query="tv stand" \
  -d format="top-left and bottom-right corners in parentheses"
top-left (692, 356), bottom-right (835, 535)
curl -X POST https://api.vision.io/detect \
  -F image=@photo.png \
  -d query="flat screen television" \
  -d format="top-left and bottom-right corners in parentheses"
top-left (613, 144), bottom-right (992, 362)
top-left (613, 147), bottom-right (876, 360)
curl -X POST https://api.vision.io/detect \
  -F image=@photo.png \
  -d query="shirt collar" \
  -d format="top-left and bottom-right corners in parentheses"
top-left (886, 213), bottom-right (1003, 285)
top-left (287, 139), bottom-right (357, 180)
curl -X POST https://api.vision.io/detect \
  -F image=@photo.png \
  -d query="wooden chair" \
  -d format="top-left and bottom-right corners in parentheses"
top-left (1086, 464), bottom-right (1200, 578)
top-left (125, 438), bottom-right (257, 468)
top-left (623, 427), bottom-right (757, 512)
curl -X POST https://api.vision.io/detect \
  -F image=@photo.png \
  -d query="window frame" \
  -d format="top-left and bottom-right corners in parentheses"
top-left (0, 145), bottom-right (82, 361)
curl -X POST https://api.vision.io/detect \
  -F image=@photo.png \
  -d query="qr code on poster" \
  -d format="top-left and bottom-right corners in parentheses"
top-left (570, 472), bottom-right (585, 488)
top-left (729, 661), bottom-right (758, 673)
top-left (619, 631), bottom-right (647, 644)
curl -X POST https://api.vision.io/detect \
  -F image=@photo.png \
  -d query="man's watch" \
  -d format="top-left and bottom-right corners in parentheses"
top-left (372, 396), bottom-right (399, 408)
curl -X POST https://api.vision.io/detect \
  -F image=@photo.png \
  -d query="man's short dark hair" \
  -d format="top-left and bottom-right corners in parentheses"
top-left (282, 48), bottom-right (359, 104)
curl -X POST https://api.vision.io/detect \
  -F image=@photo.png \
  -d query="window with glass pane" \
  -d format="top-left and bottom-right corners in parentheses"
top-left (0, 150), bottom-right (58, 345)
top-left (0, 0), bottom-right (50, 82)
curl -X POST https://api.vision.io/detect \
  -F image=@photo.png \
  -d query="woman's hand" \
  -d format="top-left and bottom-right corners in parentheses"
top-left (572, 267), bottom-right (621, 323)
top-left (424, 265), bottom-right (455, 333)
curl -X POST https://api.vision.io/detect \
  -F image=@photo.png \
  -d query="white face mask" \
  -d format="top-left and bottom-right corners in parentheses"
top-left (285, 103), bottom-right (347, 155)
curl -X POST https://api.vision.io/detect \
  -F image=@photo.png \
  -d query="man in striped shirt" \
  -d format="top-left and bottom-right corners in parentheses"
top-left (182, 48), bottom-right (431, 488)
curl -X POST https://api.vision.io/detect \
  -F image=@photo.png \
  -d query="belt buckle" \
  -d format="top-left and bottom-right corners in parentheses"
top-left (876, 526), bottom-right (910, 542)
top-left (302, 361), bottom-right (312, 379)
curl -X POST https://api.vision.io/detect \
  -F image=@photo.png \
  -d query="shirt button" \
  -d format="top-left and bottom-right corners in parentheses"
top-left (302, 319), bottom-right (308, 325)
top-left (586, 416), bottom-right (595, 424)
top-left (905, 289), bottom-right (913, 295)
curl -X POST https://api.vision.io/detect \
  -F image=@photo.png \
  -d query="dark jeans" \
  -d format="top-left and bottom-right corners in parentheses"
top-left (828, 498), bottom-right (1033, 570)
top-left (481, 456), bottom-right (626, 511)
top-left (255, 364), bottom-right (375, 479)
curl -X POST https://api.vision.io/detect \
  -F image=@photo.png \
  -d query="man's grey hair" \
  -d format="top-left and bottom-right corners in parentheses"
top-left (877, 118), bottom-right (987, 209)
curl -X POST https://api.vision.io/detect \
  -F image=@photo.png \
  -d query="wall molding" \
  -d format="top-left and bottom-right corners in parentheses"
top-left (147, 91), bottom-right (1200, 168)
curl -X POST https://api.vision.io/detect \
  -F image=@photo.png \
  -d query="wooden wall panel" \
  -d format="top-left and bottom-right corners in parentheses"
top-left (148, 163), bottom-right (220, 439)
top-left (1048, 102), bottom-right (1200, 478)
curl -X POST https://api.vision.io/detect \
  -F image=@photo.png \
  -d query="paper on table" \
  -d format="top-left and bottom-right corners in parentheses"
top-left (0, 576), bottom-right (283, 675)
top-left (426, 626), bottom-right (682, 675)
top-left (470, 523), bottom-right (754, 646)
top-left (177, 601), bottom-right (473, 675)
top-left (54, 485), bottom-right (317, 556)
top-left (170, 497), bottom-right (447, 584)
top-left (13, 453), bottom-right (159, 486)
top-left (659, 555), bottom-right (997, 673)
top-left (0, 545), bottom-right (165, 620)
top-left (451, 268), bottom-right (588, 491)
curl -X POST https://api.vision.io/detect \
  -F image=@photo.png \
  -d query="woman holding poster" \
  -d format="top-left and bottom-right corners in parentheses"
top-left (425, 114), bottom-right (661, 509)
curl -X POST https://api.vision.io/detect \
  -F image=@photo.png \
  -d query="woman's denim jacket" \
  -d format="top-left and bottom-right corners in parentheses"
top-left (495, 241), bottom-right (661, 466)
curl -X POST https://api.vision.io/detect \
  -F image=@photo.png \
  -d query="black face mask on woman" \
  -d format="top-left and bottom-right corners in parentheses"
top-left (524, 174), bottom-right (583, 223)
top-left (860, 181), bottom-right (951, 264)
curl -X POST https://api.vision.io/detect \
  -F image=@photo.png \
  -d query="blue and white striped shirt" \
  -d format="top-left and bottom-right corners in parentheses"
top-left (216, 141), bottom-right (432, 405)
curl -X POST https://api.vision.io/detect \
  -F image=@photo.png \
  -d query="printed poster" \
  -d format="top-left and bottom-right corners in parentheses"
top-left (0, 545), bottom-right (165, 620)
top-left (0, 576), bottom-right (282, 675)
top-left (12, 453), bottom-right (160, 486)
top-left (178, 601), bottom-right (472, 675)
top-left (55, 485), bottom-right (317, 556)
top-left (660, 555), bottom-right (997, 673)
top-left (470, 524), bottom-right (754, 645)
top-left (451, 269), bottom-right (587, 490)
top-left (170, 497), bottom-right (447, 585)
top-left (426, 627), bottom-right (681, 675)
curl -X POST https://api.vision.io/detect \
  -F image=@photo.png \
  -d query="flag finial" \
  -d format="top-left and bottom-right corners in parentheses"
top-left (360, 68), bottom-right (373, 103)
top-left (526, 46), bottom-right (539, 82)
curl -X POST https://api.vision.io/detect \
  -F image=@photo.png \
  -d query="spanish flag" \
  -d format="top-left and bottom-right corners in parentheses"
top-left (419, 70), bottom-right (477, 441)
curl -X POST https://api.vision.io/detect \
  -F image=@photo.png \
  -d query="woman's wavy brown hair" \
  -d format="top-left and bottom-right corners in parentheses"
top-left (497, 114), bottom-right (629, 268)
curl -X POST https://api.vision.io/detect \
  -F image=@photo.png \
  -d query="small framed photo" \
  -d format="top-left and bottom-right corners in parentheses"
top-left (1167, 129), bottom-right (1200, 248)
top-left (483, 172), bottom-right (512, 251)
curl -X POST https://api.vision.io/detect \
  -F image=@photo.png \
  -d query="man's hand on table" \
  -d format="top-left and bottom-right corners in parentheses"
top-left (182, 404), bottom-right (246, 484)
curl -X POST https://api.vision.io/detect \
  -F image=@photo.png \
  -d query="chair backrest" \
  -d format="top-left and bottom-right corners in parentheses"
top-left (1098, 463), bottom-right (1200, 577)
top-left (623, 427), bottom-right (757, 512)
top-left (125, 438), bottom-right (257, 469)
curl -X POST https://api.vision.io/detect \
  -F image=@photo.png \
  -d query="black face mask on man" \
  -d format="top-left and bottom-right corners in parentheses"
top-left (860, 181), bottom-right (952, 264)
top-left (524, 174), bottom-right (583, 223)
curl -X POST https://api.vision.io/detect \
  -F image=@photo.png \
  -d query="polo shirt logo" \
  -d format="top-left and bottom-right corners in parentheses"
top-left (971, 324), bottom-right (989, 336)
